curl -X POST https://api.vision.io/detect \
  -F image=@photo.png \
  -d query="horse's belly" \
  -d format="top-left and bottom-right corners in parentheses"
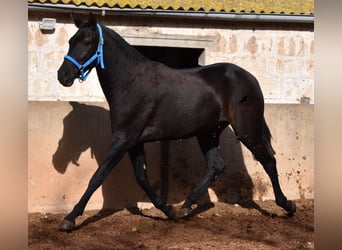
top-left (140, 99), bottom-right (221, 142)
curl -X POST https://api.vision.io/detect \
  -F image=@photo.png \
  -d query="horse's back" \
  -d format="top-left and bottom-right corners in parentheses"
top-left (195, 63), bottom-right (263, 96)
top-left (149, 61), bottom-right (262, 99)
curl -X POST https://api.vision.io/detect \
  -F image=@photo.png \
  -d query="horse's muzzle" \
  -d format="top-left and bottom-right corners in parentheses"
top-left (57, 68), bottom-right (75, 87)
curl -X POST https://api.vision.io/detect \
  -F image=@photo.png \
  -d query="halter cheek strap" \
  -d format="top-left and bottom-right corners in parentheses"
top-left (64, 23), bottom-right (105, 81)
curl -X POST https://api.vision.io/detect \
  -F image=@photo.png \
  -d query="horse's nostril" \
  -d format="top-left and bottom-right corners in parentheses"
top-left (58, 70), bottom-right (68, 82)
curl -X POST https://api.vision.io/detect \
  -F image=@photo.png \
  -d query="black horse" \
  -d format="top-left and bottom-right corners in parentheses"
top-left (57, 13), bottom-right (296, 231)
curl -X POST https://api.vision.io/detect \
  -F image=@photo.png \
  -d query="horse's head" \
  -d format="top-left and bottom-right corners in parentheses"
top-left (57, 13), bottom-right (104, 87)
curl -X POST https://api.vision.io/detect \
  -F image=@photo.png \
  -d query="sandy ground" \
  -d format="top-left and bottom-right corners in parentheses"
top-left (28, 199), bottom-right (313, 249)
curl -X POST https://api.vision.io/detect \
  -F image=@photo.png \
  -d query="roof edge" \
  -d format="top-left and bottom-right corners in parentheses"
top-left (28, 3), bottom-right (314, 24)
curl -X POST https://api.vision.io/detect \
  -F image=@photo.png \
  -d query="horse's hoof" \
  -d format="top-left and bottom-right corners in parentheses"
top-left (287, 200), bottom-right (297, 214)
top-left (165, 205), bottom-right (177, 220)
top-left (168, 209), bottom-right (177, 220)
top-left (58, 219), bottom-right (75, 232)
top-left (178, 207), bottom-right (192, 218)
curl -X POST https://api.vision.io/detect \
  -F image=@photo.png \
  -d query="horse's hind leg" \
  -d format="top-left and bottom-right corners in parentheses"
top-left (128, 144), bottom-right (176, 219)
top-left (232, 113), bottom-right (296, 214)
top-left (179, 122), bottom-right (228, 218)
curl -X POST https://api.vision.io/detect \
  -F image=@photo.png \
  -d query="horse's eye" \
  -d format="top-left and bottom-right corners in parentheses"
top-left (84, 40), bottom-right (91, 46)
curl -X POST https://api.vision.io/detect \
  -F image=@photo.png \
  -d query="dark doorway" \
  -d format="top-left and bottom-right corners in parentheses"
top-left (134, 46), bottom-right (204, 69)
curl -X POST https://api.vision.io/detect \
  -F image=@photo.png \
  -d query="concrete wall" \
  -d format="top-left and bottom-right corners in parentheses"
top-left (28, 101), bottom-right (313, 213)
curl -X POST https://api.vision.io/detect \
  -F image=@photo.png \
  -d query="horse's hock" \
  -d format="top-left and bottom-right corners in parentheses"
top-left (28, 101), bottom-right (313, 213)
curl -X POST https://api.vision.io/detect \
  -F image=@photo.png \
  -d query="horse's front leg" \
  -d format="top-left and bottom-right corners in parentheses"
top-left (128, 144), bottom-right (176, 219)
top-left (58, 132), bottom-right (134, 232)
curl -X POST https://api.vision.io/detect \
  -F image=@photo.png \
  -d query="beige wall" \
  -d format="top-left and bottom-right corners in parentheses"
top-left (28, 101), bottom-right (313, 213)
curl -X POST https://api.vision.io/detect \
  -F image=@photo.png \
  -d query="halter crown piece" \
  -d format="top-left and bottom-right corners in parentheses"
top-left (64, 23), bottom-right (105, 81)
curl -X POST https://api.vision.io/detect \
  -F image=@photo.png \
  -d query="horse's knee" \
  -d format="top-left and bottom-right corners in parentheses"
top-left (88, 172), bottom-right (107, 189)
top-left (213, 163), bottom-right (225, 179)
top-left (207, 148), bottom-right (226, 177)
top-left (213, 160), bottom-right (225, 176)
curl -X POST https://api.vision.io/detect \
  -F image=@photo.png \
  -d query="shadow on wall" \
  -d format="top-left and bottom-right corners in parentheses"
top-left (52, 102), bottom-right (255, 213)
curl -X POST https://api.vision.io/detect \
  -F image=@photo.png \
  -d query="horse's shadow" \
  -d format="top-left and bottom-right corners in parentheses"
top-left (52, 102), bottom-right (270, 227)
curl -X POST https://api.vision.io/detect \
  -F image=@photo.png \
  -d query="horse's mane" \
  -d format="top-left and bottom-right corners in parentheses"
top-left (102, 25), bottom-right (147, 64)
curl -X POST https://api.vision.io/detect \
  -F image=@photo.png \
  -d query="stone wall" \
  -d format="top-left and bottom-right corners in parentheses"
top-left (28, 14), bottom-right (314, 103)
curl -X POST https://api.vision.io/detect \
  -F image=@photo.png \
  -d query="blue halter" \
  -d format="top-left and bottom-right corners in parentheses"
top-left (64, 23), bottom-right (105, 81)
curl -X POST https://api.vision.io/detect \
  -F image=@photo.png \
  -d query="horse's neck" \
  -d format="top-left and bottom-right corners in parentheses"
top-left (100, 27), bottom-right (146, 74)
top-left (96, 26), bottom-right (146, 104)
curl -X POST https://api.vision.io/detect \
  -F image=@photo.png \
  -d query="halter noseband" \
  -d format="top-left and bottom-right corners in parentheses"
top-left (64, 23), bottom-right (105, 82)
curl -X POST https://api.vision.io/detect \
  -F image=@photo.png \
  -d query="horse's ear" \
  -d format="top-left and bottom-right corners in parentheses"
top-left (71, 12), bottom-right (83, 28)
top-left (88, 12), bottom-right (97, 28)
